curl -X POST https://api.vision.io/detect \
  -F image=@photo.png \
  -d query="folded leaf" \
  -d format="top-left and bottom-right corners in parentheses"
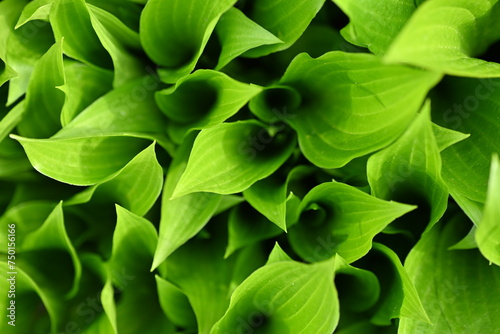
top-left (431, 77), bottom-right (500, 204)
top-left (225, 202), bottom-right (283, 258)
top-left (399, 215), bottom-right (500, 333)
top-left (50, 0), bottom-right (112, 69)
top-left (19, 202), bottom-right (82, 297)
top-left (274, 51), bottom-right (441, 168)
top-left (211, 259), bottom-right (339, 334)
top-left (153, 133), bottom-right (222, 269)
top-left (13, 134), bottom-right (151, 185)
top-left (367, 101), bottom-right (449, 233)
top-left (59, 60), bottom-right (113, 126)
top-left (140, 0), bottom-right (237, 83)
top-left (476, 154), bottom-right (500, 265)
top-left (242, 0), bottom-right (326, 57)
top-left (215, 7), bottom-right (282, 69)
top-left (385, 0), bottom-right (500, 77)
top-left (156, 275), bottom-right (197, 330)
top-left (331, 0), bottom-right (416, 55)
top-left (17, 40), bottom-right (65, 138)
top-left (172, 120), bottom-right (296, 198)
top-left (156, 70), bottom-right (262, 143)
top-left (288, 182), bottom-right (415, 263)
top-left (15, 0), bottom-right (54, 28)
top-left (92, 143), bottom-right (163, 216)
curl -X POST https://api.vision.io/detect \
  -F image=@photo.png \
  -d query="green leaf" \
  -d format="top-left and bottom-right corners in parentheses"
top-left (398, 215), bottom-right (500, 333)
top-left (0, 263), bottom-right (63, 334)
top-left (333, 254), bottom-right (380, 313)
top-left (266, 242), bottom-right (293, 265)
top-left (3, 13), bottom-right (54, 105)
top-left (15, 0), bottom-right (54, 28)
top-left (385, 0), bottom-right (500, 77)
top-left (155, 70), bottom-right (262, 143)
top-left (59, 60), bottom-right (113, 126)
top-left (87, 3), bottom-right (148, 86)
top-left (367, 101), bottom-right (449, 232)
top-left (54, 76), bottom-right (167, 141)
top-left (431, 77), bottom-right (500, 204)
top-left (476, 154), bottom-right (500, 265)
top-left (50, 0), bottom-right (112, 70)
top-left (331, 0), bottom-right (416, 55)
top-left (370, 243), bottom-right (429, 325)
top-left (19, 202), bottom-right (82, 298)
top-left (0, 100), bottom-right (24, 143)
top-left (431, 123), bottom-right (470, 152)
top-left (225, 202), bottom-right (283, 258)
top-left (172, 120), bottom-right (296, 198)
top-left (0, 58), bottom-right (17, 88)
top-left (164, 225), bottom-right (237, 334)
top-left (241, 0), bottom-right (326, 57)
top-left (215, 7), bottom-right (282, 69)
top-left (110, 205), bottom-right (157, 277)
top-left (153, 133), bottom-right (222, 269)
top-left (92, 143), bottom-right (163, 216)
top-left (272, 51), bottom-right (441, 168)
top-left (211, 259), bottom-right (339, 334)
top-left (12, 134), bottom-right (151, 185)
top-left (17, 40), bottom-right (65, 138)
top-left (140, 0), bottom-right (237, 83)
top-left (288, 181), bottom-right (415, 263)
top-left (155, 275), bottom-right (197, 330)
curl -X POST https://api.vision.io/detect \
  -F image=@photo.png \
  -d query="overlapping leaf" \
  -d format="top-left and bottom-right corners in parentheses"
top-left (254, 51), bottom-right (441, 168)
top-left (386, 0), bottom-right (500, 77)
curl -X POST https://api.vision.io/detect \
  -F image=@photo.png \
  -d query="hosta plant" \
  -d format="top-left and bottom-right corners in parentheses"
top-left (1, 0), bottom-right (500, 333)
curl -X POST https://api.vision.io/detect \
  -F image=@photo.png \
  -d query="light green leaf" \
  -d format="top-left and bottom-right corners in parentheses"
top-left (0, 100), bottom-right (24, 143)
top-left (19, 202), bottom-right (82, 298)
top-left (476, 154), bottom-right (500, 265)
top-left (242, 0), bottom-right (326, 57)
top-left (110, 205), bottom-right (157, 278)
top-left (385, 0), bottom-right (500, 77)
top-left (211, 259), bottom-right (339, 334)
top-left (155, 70), bottom-right (262, 143)
top-left (50, 0), bottom-right (112, 69)
top-left (288, 182), bottom-right (415, 263)
top-left (12, 134), bottom-right (151, 185)
top-left (92, 143), bottom-right (163, 216)
top-left (266, 242), bottom-right (293, 265)
top-left (87, 3), bottom-right (148, 86)
top-left (17, 40), bottom-right (65, 138)
top-left (331, 0), bottom-right (416, 55)
top-left (15, 0), bottom-right (54, 28)
top-left (153, 133), bottom-right (223, 269)
top-left (399, 215), bottom-right (500, 333)
top-left (431, 77), bottom-right (500, 204)
top-left (243, 165), bottom-right (316, 231)
top-left (268, 51), bottom-right (441, 168)
top-left (140, 0), bottom-right (237, 83)
top-left (155, 275), bottom-right (197, 330)
top-left (367, 101), bottom-right (449, 233)
top-left (59, 60), bottom-right (113, 126)
top-left (0, 58), bottom-right (17, 88)
top-left (215, 7), bottom-right (282, 69)
top-left (3, 13), bottom-right (54, 105)
top-left (225, 202), bottom-right (283, 258)
top-left (172, 120), bottom-right (296, 198)
top-left (431, 123), bottom-right (470, 152)
top-left (54, 76), bottom-right (167, 141)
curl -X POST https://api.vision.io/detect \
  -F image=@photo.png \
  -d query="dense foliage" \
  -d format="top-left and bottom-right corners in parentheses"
top-left (1, 0), bottom-right (500, 333)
